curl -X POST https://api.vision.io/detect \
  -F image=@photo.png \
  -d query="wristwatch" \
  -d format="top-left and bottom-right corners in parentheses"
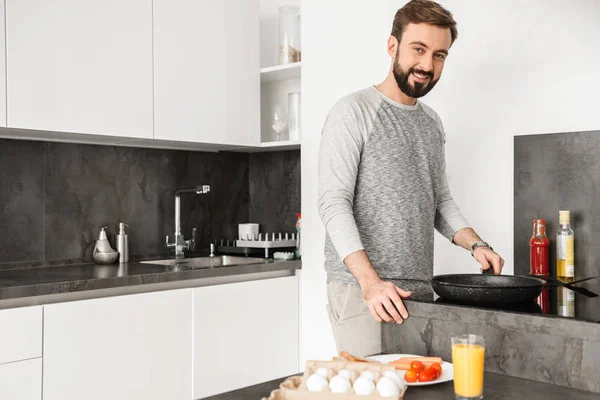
top-left (471, 241), bottom-right (493, 257)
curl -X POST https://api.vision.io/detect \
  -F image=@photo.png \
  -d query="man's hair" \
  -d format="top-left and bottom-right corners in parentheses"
top-left (391, 0), bottom-right (458, 46)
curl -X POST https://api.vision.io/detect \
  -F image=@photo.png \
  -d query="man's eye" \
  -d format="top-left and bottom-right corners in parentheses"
top-left (413, 47), bottom-right (423, 53)
top-left (435, 53), bottom-right (446, 60)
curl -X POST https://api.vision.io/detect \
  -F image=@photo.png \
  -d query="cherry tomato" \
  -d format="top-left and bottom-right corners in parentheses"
top-left (418, 369), bottom-right (434, 382)
top-left (410, 360), bottom-right (424, 373)
top-left (430, 363), bottom-right (442, 378)
top-left (404, 370), bottom-right (418, 383)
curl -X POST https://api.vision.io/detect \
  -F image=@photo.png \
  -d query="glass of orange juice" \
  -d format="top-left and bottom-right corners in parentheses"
top-left (451, 334), bottom-right (485, 400)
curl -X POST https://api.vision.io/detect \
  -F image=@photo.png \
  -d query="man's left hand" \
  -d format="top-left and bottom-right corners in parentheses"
top-left (473, 247), bottom-right (504, 274)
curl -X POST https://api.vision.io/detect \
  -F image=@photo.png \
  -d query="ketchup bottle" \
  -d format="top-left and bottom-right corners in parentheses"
top-left (530, 219), bottom-right (550, 276)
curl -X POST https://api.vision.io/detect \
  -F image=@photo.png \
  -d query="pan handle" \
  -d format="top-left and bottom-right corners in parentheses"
top-left (481, 268), bottom-right (495, 275)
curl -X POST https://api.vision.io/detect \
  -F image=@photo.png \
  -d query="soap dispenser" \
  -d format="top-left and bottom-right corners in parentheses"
top-left (116, 223), bottom-right (129, 263)
top-left (93, 227), bottom-right (118, 264)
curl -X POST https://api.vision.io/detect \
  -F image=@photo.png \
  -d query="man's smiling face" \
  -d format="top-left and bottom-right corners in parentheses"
top-left (393, 23), bottom-right (452, 99)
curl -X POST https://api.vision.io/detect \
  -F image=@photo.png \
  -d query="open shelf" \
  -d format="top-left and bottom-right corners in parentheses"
top-left (259, 139), bottom-right (300, 150)
top-left (260, 62), bottom-right (302, 83)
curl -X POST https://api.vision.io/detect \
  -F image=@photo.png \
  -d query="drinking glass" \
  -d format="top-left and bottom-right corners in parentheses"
top-left (287, 92), bottom-right (301, 141)
top-left (271, 105), bottom-right (287, 141)
top-left (451, 334), bottom-right (485, 400)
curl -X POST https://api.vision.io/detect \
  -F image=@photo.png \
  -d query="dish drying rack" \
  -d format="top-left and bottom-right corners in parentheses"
top-left (213, 232), bottom-right (299, 258)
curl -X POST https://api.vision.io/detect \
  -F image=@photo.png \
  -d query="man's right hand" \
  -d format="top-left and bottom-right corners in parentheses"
top-left (361, 279), bottom-right (412, 324)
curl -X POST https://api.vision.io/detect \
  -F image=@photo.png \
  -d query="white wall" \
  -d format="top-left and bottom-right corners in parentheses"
top-left (301, 0), bottom-right (600, 363)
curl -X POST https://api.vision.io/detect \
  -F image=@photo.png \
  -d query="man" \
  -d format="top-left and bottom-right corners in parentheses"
top-left (318, 0), bottom-right (505, 357)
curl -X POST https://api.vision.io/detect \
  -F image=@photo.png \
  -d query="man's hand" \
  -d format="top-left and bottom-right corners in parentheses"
top-left (361, 279), bottom-right (412, 324)
top-left (473, 247), bottom-right (504, 274)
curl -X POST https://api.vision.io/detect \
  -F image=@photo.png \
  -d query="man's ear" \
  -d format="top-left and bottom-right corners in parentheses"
top-left (387, 35), bottom-right (398, 58)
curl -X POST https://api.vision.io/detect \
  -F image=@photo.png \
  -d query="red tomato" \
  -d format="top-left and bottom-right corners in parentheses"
top-left (418, 369), bottom-right (434, 382)
top-left (410, 360), bottom-right (424, 373)
top-left (430, 363), bottom-right (442, 379)
top-left (404, 370), bottom-right (418, 383)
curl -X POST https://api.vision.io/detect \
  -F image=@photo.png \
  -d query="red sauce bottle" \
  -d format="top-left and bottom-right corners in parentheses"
top-left (530, 219), bottom-right (550, 276)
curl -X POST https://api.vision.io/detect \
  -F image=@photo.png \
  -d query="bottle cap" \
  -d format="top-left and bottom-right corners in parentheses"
top-left (118, 223), bottom-right (128, 234)
top-left (99, 227), bottom-right (108, 240)
top-left (559, 210), bottom-right (571, 225)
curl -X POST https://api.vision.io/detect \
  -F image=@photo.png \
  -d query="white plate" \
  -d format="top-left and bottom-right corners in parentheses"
top-left (365, 354), bottom-right (454, 386)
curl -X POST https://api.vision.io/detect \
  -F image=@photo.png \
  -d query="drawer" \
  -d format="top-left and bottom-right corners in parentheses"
top-left (0, 306), bottom-right (43, 364)
top-left (0, 358), bottom-right (42, 400)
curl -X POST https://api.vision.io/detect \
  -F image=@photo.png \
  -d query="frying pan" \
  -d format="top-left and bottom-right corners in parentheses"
top-left (430, 271), bottom-right (599, 304)
top-left (430, 273), bottom-right (546, 304)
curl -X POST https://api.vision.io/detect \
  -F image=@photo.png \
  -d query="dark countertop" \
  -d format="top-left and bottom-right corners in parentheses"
top-left (405, 281), bottom-right (600, 324)
top-left (0, 258), bottom-right (301, 302)
top-left (200, 371), bottom-right (600, 400)
top-left (383, 277), bottom-right (600, 324)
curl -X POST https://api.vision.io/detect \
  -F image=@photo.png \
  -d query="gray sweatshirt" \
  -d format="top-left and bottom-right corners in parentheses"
top-left (318, 86), bottom-right (470, 291)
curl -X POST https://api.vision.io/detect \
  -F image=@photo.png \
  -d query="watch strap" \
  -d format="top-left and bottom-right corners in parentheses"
top-left (471, 241), bottom-right (493, 257)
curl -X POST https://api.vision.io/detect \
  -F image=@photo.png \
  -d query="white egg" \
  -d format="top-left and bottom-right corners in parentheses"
top-left (382, 370), bottom-right (406, 389)
top-left (336, 369), bottom-right (352, 379)
top-left (376, 376), bottom-right (401, 397)
top-left (306, 373), bottom-right (328, 392)
top-left (329, 375), bottom-right (352, 394)
top-left (315, 367), bottom-right (331, 379)
top-left (359, 370), bottom-right (375, 381)
top-left (353, 376), bottom-right (376, 395)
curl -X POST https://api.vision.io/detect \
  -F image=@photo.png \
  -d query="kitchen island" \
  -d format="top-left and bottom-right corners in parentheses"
top-left (383, 280), bottom-right (600, 394)
top-left (201, 370), bottom-right (599, 400)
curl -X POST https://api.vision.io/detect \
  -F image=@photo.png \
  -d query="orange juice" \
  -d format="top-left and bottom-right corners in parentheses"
top-left (452, 343), bottom-right (485, 398)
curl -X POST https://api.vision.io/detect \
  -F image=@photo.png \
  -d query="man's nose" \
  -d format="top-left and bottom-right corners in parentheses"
top-left (418, 57), bottom-right (434, 73)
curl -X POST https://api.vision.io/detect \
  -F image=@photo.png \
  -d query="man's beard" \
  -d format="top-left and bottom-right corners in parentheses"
top-left (393, 62), bottom-right (438, 99)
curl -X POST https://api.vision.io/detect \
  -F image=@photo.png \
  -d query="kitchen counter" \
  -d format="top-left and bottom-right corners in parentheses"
top-left (383, 282), bottom-right (600, 393)
top-left (200, 371), bottom-right (599, 400)
top-left (0, 257), bottom-right (301, 309)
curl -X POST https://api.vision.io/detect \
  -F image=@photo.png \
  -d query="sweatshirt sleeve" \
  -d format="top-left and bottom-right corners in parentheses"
top-left (431, 114), bottom-right (471, 242)
top-left (317, 98), bottom-right (372, 261)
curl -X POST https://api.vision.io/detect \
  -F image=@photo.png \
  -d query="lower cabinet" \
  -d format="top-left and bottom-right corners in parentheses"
top-left (193, 276), bottom-right (300, 398)
top-left (42, 289), bottom-right (193, 400)
top-left (0, 358), bottom-right (42, 400)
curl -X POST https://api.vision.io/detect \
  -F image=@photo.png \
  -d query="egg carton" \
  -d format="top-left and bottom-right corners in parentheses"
top-left (261, 360), bottom-right (407, 400)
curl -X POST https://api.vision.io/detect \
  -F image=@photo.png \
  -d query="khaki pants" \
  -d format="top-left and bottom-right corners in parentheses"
top-left (326, 281), bottom-right (381, 357)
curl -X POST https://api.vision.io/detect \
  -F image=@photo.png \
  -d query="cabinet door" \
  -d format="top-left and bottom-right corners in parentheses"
top-left (193, 276), bottom-right (299, 398)
top-left (0, 358), bottom-right (42, 400)
top-left (0, 306), bottom-right (42, 364)
top-left (0, 0), bottom-right (6, 127)
top-left (43, 289), bottom-right (193, 400)
top-left (6, 0), bottom-right (153, 138)
top-left (153, 0), bottom-right (260, 146)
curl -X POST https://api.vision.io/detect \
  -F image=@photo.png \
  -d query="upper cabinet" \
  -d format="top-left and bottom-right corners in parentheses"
top-left (5, 0), bottom-right (154, 138)
top-left (0, 1), bottom-right (6, 128)
top-left (153, 0), bottom-right (260, 146)
top-left (258, 0), bottom-right (301, 149)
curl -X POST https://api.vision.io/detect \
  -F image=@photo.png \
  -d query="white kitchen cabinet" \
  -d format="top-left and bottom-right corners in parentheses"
top-left (153, 0), bottom-right (260, 146)
top-left (43, 289), bottom-right (193, 400)
top-left (0, 306), bottom-right (42, 364)
top-left (5, 0), bottom-right (153, 138)
top-left (193, 276), bottom-right (300, 398)
top-left (0, 1), bottom-right (6, 127)
top-left (0, 358), bottom-right (42, 400)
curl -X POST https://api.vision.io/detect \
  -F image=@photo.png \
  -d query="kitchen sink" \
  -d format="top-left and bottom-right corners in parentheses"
top-left (140, 255), bottom-right (267, 269)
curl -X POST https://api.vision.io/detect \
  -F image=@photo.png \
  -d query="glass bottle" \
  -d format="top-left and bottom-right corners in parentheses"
top-left (529, 219), bottom-right (549, 276)
top-left (557, 287), bottom-right (576, 317)
top-left (556, 210), bottom-right (574, 283)
top-left (279, 6), bottom-right (301, 64)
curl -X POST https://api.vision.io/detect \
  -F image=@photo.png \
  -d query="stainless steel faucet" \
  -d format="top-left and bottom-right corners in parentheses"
top-left (166, 185), bottom-right (210, 258)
